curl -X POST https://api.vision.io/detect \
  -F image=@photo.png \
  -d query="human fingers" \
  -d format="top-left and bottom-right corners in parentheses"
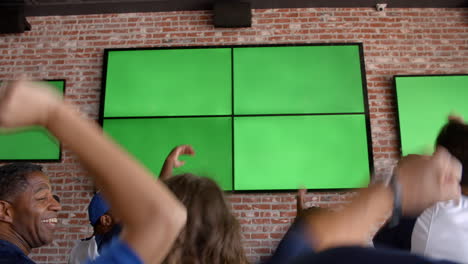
top-left (173, 160), bottom-right (186, 168)
top-left (179, 145), bottom-right (195, 156)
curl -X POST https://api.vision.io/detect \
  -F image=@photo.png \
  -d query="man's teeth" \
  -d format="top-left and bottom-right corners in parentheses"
top-left (42, 218), bottom-right (58, 223)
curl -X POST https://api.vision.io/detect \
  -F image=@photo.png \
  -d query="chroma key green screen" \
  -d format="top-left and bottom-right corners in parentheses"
top-left (101, 44), bottom-right (372, 191)
top-left (396, 75), bottom-right (468, 155)
top-left (0, 80), bottom-right (65, 161)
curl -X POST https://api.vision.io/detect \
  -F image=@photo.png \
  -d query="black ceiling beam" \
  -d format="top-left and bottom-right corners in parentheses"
top-left (23, 0), bottom-right (468, 17)
top-left (0, 1), bottom-right (31, 33)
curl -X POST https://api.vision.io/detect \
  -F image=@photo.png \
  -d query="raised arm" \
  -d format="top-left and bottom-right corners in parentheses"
top-left (0, 80), bottom-right (187, 263)
top-left (303, 148), bottom-right (461, 252)
top-left (296, 188), bottom-right (307, 217)
top-left (159, 145), bottom-right (195, 181)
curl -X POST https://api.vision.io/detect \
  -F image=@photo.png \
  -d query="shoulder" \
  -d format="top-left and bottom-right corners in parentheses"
top-left (431, 197), bottom-right (468, 218)
top-left (414, 204), bottom-right (437, 229)
top-left (69, 237), bottom-right (99, 263)
top-left (73, 236), bottom-right (96, 247)
top-left (70, 239), bottom-right (90, 252)
top-left (411, 204), bottom-right (438, 254)
top-left (0, 240), bottom-right (35, 264)
top-left (0, 250), bottom-right (35, 264)
top-left (459, 196), bottom-right (468, 207)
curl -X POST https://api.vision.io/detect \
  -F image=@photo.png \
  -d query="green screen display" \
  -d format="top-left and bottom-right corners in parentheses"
top-left (103, 44), bottom-right (371, 191)
top-left (234, 115), bottom-right (370, 190)
top-left (104, 48), bottom-right (232, 117)
top-left (103, 117), bottom-right (233, 190)
top-left (396, 75), bottom-right (468, 155)
top-left (233, 46), bottom-right (365, 115)
top-left (0, 80), bottom-right (64, 161)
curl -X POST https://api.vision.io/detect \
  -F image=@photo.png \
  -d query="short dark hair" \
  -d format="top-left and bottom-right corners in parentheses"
top-left (436, 120), bottom-right (468, 186)
top-left (0, 163), bottom-right (43, 201)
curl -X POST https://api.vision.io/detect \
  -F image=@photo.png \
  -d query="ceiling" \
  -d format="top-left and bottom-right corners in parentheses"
top-left (1, 0), bottom-right (467, 16)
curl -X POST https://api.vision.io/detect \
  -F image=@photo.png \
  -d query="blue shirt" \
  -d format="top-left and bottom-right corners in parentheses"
top-left (86, 238), bottom-right (142, 264)
top-left (0, 239), bottom-right (35, 264)
top-left (264, 219), bottom-right (314, 264)
top-left (373, 217), bottom-right (417, 250)
top-left (290, 246), bottom-right (459, 264)
top-left (95, 224), bottom-right (122, 253)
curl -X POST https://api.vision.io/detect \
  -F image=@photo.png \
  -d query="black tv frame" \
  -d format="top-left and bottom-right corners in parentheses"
top-left (394, 73), bottom-right (468, 156)
top-left (0, 79), bottom-right (66, 163)
top-left (99, 43), bottom-right (373, 193)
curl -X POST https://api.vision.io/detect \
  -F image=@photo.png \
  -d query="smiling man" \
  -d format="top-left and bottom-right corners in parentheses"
top-left (0, 163), bottom-right (61, 263)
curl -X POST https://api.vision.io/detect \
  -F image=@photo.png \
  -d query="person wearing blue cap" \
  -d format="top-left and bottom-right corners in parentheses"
top-left (68, 193), bottom-right (122, 264)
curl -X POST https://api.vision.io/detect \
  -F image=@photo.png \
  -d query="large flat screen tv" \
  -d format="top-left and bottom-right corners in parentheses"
top-left (101, 44), bottom-right (372, 191)
top-left (396, 74), bottom-right (468, 155)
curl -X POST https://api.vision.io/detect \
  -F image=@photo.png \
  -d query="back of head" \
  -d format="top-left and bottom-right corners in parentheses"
top-left (163, 174), bottom-right (247, 264)
top-left (0, 163), bottom-right (43, 201)
top-left (436, 119), bottom-right (468, 186)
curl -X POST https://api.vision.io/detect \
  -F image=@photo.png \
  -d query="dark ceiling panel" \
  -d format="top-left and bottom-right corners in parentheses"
top-left (13, 0), bottom-right (468, 16)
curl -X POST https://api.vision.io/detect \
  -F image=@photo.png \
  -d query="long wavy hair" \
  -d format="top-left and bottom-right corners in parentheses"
top-left (163, 173), bottom-right (248, 264)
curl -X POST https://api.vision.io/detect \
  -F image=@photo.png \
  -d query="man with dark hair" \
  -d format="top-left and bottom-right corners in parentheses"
top-left (0, 163), bottom-right (43, 200)
top-left (411, 117), bottom-right (468, 263)
top-left (68, 193), bottom-right (122, 264)
top-left (88, 193), bottom-right (121, 252)
top-left (0, 162), bottom-right (61, 263)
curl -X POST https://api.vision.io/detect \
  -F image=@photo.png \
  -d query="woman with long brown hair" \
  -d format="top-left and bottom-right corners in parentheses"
top-left (160, 146), bottom-right (248, 264)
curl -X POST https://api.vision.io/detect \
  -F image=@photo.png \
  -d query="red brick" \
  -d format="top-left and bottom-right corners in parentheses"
top-left (251, 233), bottom-right (269, 239)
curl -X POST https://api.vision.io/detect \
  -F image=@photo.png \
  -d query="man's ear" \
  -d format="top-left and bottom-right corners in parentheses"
top-left (99, 214), bottom-right (113, 227)
top-left (0, 201), bottom-right (14, 223)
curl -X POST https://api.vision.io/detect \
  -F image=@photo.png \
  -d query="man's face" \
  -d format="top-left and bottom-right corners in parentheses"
top-left (11, 171), bottom-right (61, 248)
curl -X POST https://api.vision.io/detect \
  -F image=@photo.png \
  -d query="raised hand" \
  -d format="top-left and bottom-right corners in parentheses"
top-left (160, 145), bottom-right (195, 180)
top-left (167, 145), bottom-right (195, 168)
top-left (396, 146), bottom-right (462, 216)
top-left (0, 80), bottom-right (62, 129)
top-left (296, 187), bottom-right (307, 216)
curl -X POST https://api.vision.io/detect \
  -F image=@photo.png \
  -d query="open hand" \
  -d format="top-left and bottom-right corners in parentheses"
top-left (166, 145), bottom-right (195, 168)
top-left (159, 145), bottom-right (195, 180)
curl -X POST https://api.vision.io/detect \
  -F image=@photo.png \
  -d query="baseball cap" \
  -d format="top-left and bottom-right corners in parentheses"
top-left (88, 193), bottom-right (110, 226)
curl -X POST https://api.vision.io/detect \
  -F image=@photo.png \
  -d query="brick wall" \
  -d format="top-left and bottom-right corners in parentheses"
top-left (0, 7), bottom-right (467, 263)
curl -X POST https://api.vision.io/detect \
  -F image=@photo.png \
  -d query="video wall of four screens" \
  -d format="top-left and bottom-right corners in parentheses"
top-left (101, 44), bottom-right (372, 191)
